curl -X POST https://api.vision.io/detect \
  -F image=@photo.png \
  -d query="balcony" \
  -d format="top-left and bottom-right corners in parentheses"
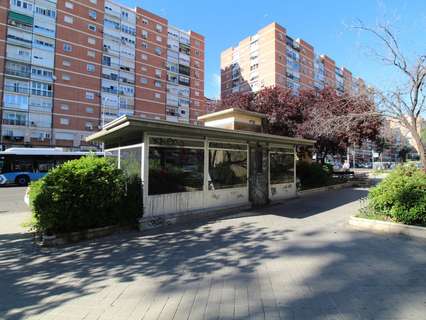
top-left (5, 67), bottom-right (30, 78)
top-left (2, 119), bottom-right (27, 126)
top-left (4, 85), bottom-right (29, 94)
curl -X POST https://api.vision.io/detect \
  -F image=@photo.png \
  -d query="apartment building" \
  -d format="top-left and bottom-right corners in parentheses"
top-left (0, 0), bottom-right (205, 150)
top-left (221, 22), bottom-right (366, 99)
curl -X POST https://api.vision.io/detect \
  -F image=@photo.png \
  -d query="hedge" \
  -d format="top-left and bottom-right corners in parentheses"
top-left (296, 161), bottom-right (332, 189)
top-left (29, 156), bottom-right (142, 234)
top-left (368, 164), bottom-right (426, 226)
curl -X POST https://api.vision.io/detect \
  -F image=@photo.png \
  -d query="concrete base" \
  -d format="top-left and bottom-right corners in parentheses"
top-left (139, 204), bottom-right (252, 231)
top-left (39, 225), bottom-right (134, 246)
top-left (349, 216), bottom-right (426, 240)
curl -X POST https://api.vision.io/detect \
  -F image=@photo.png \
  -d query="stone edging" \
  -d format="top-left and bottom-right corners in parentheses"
top-left (298, 181), bottom-right (355, 197)
top-left (38, 225), bottom-right (134, 247)
top-left (349, 216), bottom-right (426, 240)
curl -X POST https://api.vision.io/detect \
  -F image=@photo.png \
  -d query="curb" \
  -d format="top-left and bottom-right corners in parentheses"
top-left (349, 216), bottom-right (426, 240)
top-left (298, 181), bottom-right (355, 197)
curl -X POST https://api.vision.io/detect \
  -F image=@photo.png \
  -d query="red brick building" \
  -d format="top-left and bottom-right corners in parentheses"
top-left (0, 0), bottom-right (205, 150)
top-left (220, 22), bottom-right (366, 99)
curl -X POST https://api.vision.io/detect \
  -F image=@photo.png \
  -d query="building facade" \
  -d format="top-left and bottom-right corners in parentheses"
top-left (0, 0), bottom-right (205, 150)
top-left (220, 22), bottom-right (366, 99)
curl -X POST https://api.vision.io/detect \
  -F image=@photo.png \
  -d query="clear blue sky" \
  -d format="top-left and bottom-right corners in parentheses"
top-left (121, 0), bottom-right (426, 98)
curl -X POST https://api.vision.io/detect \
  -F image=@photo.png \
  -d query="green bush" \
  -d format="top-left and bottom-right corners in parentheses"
top-left (368, 164), bottom-right (426, 226)
top-left (29, 156), bottom-right (142, 234)
top-left (296, 161), bottom-right (331, 189)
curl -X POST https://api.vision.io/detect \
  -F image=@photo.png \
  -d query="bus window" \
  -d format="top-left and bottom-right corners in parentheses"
top-left (14, 159), bottom-right (34, 172)
top-left (38, 160), bottom-right (56, 172)
top-left (0, 159), bottom-right (4, 173)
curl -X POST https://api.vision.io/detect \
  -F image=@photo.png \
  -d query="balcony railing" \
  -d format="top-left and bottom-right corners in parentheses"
top-left (5, 68), bottom-right (31, 78)
top-left (4, 85), bottom-right (30, 94)
top-left (2, 119), bottom-right (27, 126)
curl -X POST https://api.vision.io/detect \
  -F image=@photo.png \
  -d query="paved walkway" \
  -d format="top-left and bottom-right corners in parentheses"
top-left (0, 187), bottom-right (425, 319)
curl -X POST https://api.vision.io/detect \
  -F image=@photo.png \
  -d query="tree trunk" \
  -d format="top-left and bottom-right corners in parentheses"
top-left (410, 127), bottom-right (426, 170)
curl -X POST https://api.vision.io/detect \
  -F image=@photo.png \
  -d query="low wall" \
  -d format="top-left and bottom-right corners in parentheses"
top-left (349, 216), bottom-right (426, 240)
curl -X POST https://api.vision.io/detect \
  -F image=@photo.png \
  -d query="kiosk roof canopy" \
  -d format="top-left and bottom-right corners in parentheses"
top-left (87, 115), bottom-right (315, 148)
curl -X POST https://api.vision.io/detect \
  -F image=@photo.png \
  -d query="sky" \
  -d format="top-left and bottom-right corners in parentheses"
top-left (120, 0), bottom-right (426, 99)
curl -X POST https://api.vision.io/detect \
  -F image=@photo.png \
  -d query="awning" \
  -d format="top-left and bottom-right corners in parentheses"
top-left (87, 115), bottom-right (316, 149)
top-left (8, 11), bottom-right (33, 25)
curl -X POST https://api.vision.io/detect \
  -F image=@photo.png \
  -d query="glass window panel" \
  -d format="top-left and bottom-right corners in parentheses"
top-left (119, 147), bottom-right (141, 178)
top-left (149, 147), bottom-right (204, 195)
top-left (106, 149), bottom-right (119, 167)
top-left (270, 152), bottom-right (294, 184)
top-left (208, 149), bottom-right (247, 190)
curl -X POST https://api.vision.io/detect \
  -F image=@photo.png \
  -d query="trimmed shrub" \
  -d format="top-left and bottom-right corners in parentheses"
top-left (29, 156), bottom-right (142, 234)
top-left (296, 161), bottom-right (331, 189)
top-left (368, 164), bottom-right (426, 226)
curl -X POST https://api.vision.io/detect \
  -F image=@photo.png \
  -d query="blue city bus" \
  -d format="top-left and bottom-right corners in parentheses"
top-left (0, 148), bottom-right (104, 186)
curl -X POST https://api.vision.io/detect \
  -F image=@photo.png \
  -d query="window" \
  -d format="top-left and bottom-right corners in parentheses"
top-left (141, 54), bottom-right (148, 61)
top-left (155, 47), bottom-right (162, 55)
top-left (31, 81), bottom-right (52, 97)
top-left (88, 37), bottom-right (96, 45)
top-left (11, 0), bottom-right (33, 12)
top-left (156, 35), bottom-right (162, 43)
top-left (89, 10), bottom-right (97, 19)
top-left (86, 106), bottom-right (94, 113)
top-left (141, 66), bottom-right (147, 72)
top-left (142, 30), bottom-right (148, 39)
top-left (142, 42), bottom-right (148, 49)
top-left (140, 77), bottom-right (148, 84)
top-left (35, 6), bottom-right (56, 18)
top-left (65, 2), bottom-right (73, 9)
top-left (269, 148), bottom-right (294, 184)
top-left (87, 64), bottom-right (95, 72)
top-left (60, 104), bottom-right (69, 110)
top-left (64, 15), bottom-right (73, 24)
top-left (154, 81), bottom-right (161, 88)
top-left (86, 92), bottom-right (95, 100)
top-left (155, 24), bottom-right (163, 32)
top-left (155, 69), bottom-right (162, 78)
top-left (87, 50), bottom-right (96, 58)
top-left (208, 142), bottom-right (248, 190)
top-left (63, 43), bottom-right (72, 52)
top-left (62, 74), bottom-right (71, 81)
top-left (142, 18), bottom-right (148, 25)
top-left (62, 60), bottom-right (71, 67)
top-left (60, 118), bottom-right (69, 125)
top-left (85, 122), bottom-right (93, 130)
top-left (89, 0), bottom-right (97, 4)
top-left (119, 146), bottom-right (142, 178)
top-left (154, 93), bottom-right (161, 99)
top-left (88, 24), bottom-right (97, 32)
top-left (148, 137), bottom-right (204, 195)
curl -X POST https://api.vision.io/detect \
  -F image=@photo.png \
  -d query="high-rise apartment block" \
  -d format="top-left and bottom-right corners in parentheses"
top-left (221, 22), bottom-right (366, 99)
top-left (0, 0), bottom-right (205, 150)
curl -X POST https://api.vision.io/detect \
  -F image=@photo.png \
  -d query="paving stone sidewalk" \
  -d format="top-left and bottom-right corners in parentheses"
top-left (0, 187), bottom-right (425, 319)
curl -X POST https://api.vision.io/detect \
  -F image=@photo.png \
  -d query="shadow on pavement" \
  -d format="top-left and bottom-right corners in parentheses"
top-left (0, 187), bottom-right (424, 319)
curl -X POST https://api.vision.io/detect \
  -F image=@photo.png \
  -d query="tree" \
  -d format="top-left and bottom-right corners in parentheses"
top-left (297, 87), bottom-right (381, 163)
top-left (354, 21), bottom-right (426, 169)
top-left (217, 86), bottom-right (381, 163)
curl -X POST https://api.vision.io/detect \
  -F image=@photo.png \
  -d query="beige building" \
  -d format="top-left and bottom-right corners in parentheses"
top-left (221, 22), bottom-right (366, 99)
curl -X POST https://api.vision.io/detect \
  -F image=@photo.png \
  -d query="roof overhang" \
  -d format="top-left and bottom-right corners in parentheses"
top-left (87, 116), bottom-right (315, 147)
top-left (197, 108), bottom-right (267, 121)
